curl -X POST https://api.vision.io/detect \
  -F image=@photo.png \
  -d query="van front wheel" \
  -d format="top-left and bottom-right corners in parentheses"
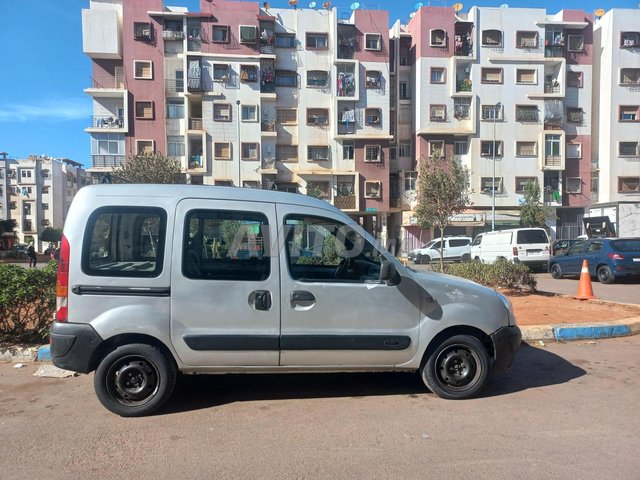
top-left (421, 335), bottom-right (490, 399)
top-left (94, 343), bottom-right (177, 417)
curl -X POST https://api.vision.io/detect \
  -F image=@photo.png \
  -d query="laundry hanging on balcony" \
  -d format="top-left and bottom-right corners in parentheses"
top-left (337, 72), bottom-right (355, 96)
top-left (340, 108), bottom-right (356, 125)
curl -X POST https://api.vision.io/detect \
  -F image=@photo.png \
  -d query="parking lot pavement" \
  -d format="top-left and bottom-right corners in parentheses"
top-left (535, 273), bottom-right (640, 304)
top-left (2, 336), bottom-right (640, 480)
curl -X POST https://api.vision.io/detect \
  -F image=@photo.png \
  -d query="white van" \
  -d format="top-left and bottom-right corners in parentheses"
top-left (478, 228), bottom-right (550, 269)
top-left (50, 185), bottom-right (520, 416)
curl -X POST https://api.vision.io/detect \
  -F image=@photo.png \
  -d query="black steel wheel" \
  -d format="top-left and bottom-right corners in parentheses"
top-left (421, 335), bottom-right (490, 399)
top-left (550, 263), bottom-right (563, 279)
top-left (94, 343), bottom-right (177, 417)
top-left (461, 253), bottom-right (471, 262)
top-left (597, 265), bottom-right (615, 284)
top-left (421, 255), bottom-right (431, 265)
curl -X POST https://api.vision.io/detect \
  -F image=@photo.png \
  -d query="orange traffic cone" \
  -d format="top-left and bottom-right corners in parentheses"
top-left (574, 259), bottom-right (596, 300)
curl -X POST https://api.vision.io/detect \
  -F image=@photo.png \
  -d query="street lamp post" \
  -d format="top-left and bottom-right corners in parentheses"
top-left (491, 102), bottom-right (502, 231)
top-left (236, 99), bottom-right (241, 187)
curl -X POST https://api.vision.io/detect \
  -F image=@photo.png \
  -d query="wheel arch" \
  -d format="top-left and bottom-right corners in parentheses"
top-left (420, 325), bottom-right (493, 369)
top-left (89, 333), bottom-right (177, 373)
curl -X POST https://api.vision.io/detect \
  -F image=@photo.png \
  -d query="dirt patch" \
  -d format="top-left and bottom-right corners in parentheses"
top-left (506, 293), bottom-right (640, 326)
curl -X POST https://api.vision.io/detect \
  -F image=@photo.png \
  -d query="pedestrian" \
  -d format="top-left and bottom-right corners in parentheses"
top-left (27, 242), bottom-right (37, 268)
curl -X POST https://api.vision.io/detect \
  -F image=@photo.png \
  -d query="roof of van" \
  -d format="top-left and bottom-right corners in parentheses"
top-left (79, 183), bottom-right (344, 214)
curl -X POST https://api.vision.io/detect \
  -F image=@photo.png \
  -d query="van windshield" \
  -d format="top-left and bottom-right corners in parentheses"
top-left (517, 230), bottom-right (548, 244)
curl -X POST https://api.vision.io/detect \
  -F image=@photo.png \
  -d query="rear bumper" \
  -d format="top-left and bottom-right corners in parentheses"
top-left (491, 325), bottom-right (522, 372)
top-left (50, 322), bottom-right (103, 374)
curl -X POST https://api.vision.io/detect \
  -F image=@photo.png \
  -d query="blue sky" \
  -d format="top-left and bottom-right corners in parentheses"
top-left (0, 0), bottom-right (637, 167)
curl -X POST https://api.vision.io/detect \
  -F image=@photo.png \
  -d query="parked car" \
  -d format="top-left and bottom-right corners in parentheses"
top-left (408, 236), bottom-right (472, 264)
top-left (11, 243), bottom-right (29, 258)
top-left (551, 239), bottom-right (579, 256)
top-left (478, 228), bottom-right (550, 270)
top-left (49, 184), bottom-right (520, 416)
top-left (470, 233), bottom-right (484, 261)
top-left (548, 237), bottom-right (640, 284)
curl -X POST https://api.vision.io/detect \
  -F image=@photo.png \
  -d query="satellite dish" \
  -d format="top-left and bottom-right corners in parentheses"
top-left (414, 2), bottom-right (423, 9)
top-left (500, 3), bottom-right (509, 7)
top-left (322, 1), bottom-right (331, 9)
top-left (409, 12), bottom-right (415, 18)
top-left (263, 1), bottom-right (270, 9)
top-left (594, 8), bottom-right (605, 16)
top-left (288, 0), bottom-right (298, 6)
top-left (453, 2), bottom-right (463, 12)
top-left (309, 1), bottom-right (316, 7)
top-left (350, 2), bottom-right (360, 9)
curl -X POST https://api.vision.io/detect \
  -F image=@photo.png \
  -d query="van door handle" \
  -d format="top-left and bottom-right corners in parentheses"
top-left (291, 290), bottom-right (315, 305)
top-left (250, 290), bottom-right (272, 311)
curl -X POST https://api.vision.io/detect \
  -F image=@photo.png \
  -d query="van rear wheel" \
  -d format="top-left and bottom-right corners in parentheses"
top-left (421, 335), bottom-right (490, 399)
top-left (420, 255), bottom-right (431, 265)
top-left (94, 343), bottom-right (177, 417)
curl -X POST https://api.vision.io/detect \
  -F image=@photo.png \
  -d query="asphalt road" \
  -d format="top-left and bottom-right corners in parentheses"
top-left (1, 336), bottom-right (640, 480)
top-left (534, 273), bottom-right (640, 304)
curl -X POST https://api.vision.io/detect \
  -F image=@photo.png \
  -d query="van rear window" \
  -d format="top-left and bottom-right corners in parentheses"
top-left (611, 240), bottom-right (640, 252)
top-left (517, 230), bottom-right (548, 244)
top-left (82, 207), bottom-right (167, 277)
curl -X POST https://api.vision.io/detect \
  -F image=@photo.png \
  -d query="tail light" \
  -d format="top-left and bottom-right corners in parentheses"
top-left (608, 253), bottom-right (624, 261)
top-left (55, 234), bottom-right (70, 322)
top-left (512, 247), bottom-right (518, 257)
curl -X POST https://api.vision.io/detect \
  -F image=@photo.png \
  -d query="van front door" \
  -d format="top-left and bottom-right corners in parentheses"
top-left (170, 199), bottom-right (280, 366)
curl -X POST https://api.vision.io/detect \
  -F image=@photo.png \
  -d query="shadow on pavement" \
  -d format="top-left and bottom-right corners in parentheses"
top-left (161, 343), bottom-right (586, 415)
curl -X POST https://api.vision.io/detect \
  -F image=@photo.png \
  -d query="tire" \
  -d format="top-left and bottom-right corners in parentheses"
top-left (421, 335), bottom-right (490, 400)
top-left (94, 343), bottom-right (177, 417)
top-left (461, 253), bottom-right (471, 262)
top-left (597, 265), bottom-right (615, 284)
top-left (550, 263), bottom-right (563, 279)
top-left (421, 255), bottom-right (431, 265)
top-left (414, 254), bottom-right (422, 265)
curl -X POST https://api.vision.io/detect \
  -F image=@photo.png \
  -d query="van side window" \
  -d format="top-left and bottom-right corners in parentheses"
top-left (516, 230), bottom-right (548, 244)
top-left (183, 210), bottom-right (269, 281)
top-left (284, 215), bottom-right (384, 283)
top-left (449, 239), bottom-right (470, 247)
top-left (82, 207), bottom-right (166, 277)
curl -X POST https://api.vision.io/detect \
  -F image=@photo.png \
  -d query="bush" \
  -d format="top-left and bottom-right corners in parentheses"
top-left (445, 258), bottom-right (537, 292)
top-left (0, 262), bottom-right (57, 343)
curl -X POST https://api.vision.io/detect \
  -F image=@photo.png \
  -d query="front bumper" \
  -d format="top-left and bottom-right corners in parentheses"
top-left (491, 325), bottom-right (522, 372)
top-left (50, 322), bottom-right (104, 374)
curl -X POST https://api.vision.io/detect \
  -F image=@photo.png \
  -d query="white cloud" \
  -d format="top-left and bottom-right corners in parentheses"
top-left (0, 98), bottom-right (90, 123)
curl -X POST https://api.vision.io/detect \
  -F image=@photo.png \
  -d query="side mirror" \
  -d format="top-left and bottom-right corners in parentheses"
top-left (380, 260), bottom-right (400, 285)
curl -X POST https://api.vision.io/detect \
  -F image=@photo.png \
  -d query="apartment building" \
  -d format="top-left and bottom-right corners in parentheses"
top-left (0, 154), bottom-right (87, 251)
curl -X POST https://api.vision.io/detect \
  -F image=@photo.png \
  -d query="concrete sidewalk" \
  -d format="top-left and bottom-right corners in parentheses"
top-left (520, 316), bottom-right (640, 343)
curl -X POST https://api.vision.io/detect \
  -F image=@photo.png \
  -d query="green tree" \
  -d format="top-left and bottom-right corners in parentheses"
top-left (111, 153), bottom-right (186, 184)
top-left (519, 181), bottom-right (548, 228)
top-left (415, 155), bottom-right (471, 273)
top-left (0, 219), bottom-right (17, 236)
top-left (40, 227), bottom-right (62, 243)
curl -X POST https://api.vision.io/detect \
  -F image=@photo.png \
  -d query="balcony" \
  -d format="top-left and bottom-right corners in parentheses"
top-left (165, 79), bottom-right (185, 95)
top-left (261, 120), bottom-right (276, 133)
top-left (544, 81), bottom-right (561, 94)
top-left (456, 79), bottom-right (472, 92)
top-left (188, 155), bottom-right (203, 169)
top-left (162, 30), bottom-right (184, 41)
top-left (188, 117), bottom-right (203, 130)
top-left (89, 115), bottom-right (124, 130)
top-left (260, 81), bottom-right (275, 93)
top-left (544, 155), bottom-right (562, 168)
top-left (89, 74), bottom-right (124, 90)
top-left (333, 195), bottom-right (356, 210)
top-left (91, 155), bottom-right (125, 169)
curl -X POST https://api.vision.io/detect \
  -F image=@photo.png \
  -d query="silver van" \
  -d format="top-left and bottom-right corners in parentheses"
top-left (50, 185), bottom-right (521, 416)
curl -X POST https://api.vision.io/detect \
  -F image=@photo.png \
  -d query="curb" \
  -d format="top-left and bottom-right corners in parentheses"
top-left (520, 316), bottom-right (640, 343)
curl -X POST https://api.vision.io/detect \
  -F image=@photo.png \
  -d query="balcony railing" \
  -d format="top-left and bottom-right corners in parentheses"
top-left (337, 124), bottom-right (356, 135)
top-left (544, 82), bottom-right (561, 94)
top-left (260, 45), bottom-right (275, 55)
top-left (89, 115), bottom-right (124, 129)
top-left (261, 120), bottom-right (276, 132)
top-left (544, 155), bottom-right (562, 168)
top-left (544, 191), bottom-right (561, 203)
top-left (456, 79), bottom-right (472, 92)
top-left (188, 155), bottom-right (203, 169)
top-left (188, 117), bottom-right (203, 130)
top-left (91, 155), bottom-right (125, 168)
top-left (454, 40), bottom-right (473, 56)
top-left (162, 30), bottom-right (185, 40)
top-left (333, 195), bottom-right (356, 210)
top-left (165, 79), bottom-right (185, 95)
top-left (89, 74), bottom-right (124, 89)
top-left (260, 82), bottom-right (275, 93)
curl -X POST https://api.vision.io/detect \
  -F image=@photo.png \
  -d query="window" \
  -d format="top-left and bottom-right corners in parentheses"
top-left (168, 135), bottom-right (185, 157)
top-left (239, 25), bottom-right (257, 43)
top-left (242, 142), bottom-right (259, 160)
top-left (365, 71), bottom-right (381, 88)
top-left (481, 29), bottom-right (502, 46)
top-left (454, 140), bottom-right (468, 155)
top-left (430, 104), bottom-right (446, 121)
top-left (307, 70), bottom-right (329, 88)
top-left (343, 142), bottom-right (354, 160)
top-left (545, 135), bottom-right (562, 164)
top-left (277, 108), bottom-right (297, 125)
top-left (364, 145), bottom-right (381, 162)
top-left (481, 68), bottom-right (503, 84)
top-left (183, 210), bottom-right (269, 281)
top-left (365, 33), bottom-right (382, 51)
top-left (399, 81), bottom-right (411, 100)
top-left (240, 65), bottom-right (257, 82)
top-left (214, 180), bottom-right (233, 186)
top-left (21, 169), bottom-right (32, 179)
top-left (621, 31), bottom-right (640, 48)
top-left (276, 183), bottom-right (298, 193)
top-left (567, 108), bottom-right (583, 124)
top-left (619, 142), bottom-right (639, 157)
top-left (567, 71), bottom-right (583, 88)
top-left (516, 31), bottom-right (538, 48)
top-left (94, 134), bottom-right (122, 155)
top-left (213, 64), bottom-right (230, 82)
top-left (454, 98), bottom-right (471, 119)
top-left (214, 142), bottom-right (231, 159)
top-left (621, 69), bottom-right (640, 85)
top-left (566, 177), bottom-right (582, 193)
top-left (430, 67), bottom-right (445, 84)
top-left (365, 181), bottom-right (382, 198)
top-left (42, 186), bottom-right (50, 194)
top-left (275, 70), bottom-right (297, 87)
top-left (241, 105), bottom-right (258, 122)
top-left (134, 22), bottom-right (153, 40)
top-left (167, 99), bottom-right (185, 119)
top-left (303, 181), bottom-right (329, 199)
top-left (307, 108), bottom-right (329, 125)
top-left (481, 140), bottom-right (503, 157)
top-left (516, 69), bottom-right (536, 84)
top-left (83, 207), bottom-right (166, 278)
top-left (481, 104), bottom-right (502, 120)
top-left (275, 33), bottom-right (295, 48)
top-left (365, 108), bottom-right (381, 125)
top-left (429, 140), bottom-right (445, 158)
top-left (516, 141), bottom-right (537, 157)
top-left (516, 105), bottom-right (539, 123)
top-left (276, 145), bottom-right (298, 162)
top-left (618, 177), bottom-right (640, 193)
top-left (135, 101), bottom-right (154, 119)
top-left (337, 176), bottom-right (355, 195)
top-left (213, 103), bottom-right (231, 121)
top-left (212, 25), bottom-right (229, 43)
top-left (430, 29), bottom-right (446, 47)
top-left (404, 171), bottom-right (417, 191)
top-left (307, 146), bottom-right (330, 161)
top-left (517, 230), bottom-right (548, 244)
top-left (567, 35), bottom-right (584, 52)
top-left (515, 177), bottom-right (538, 194)
top-left (136, 140), bottom-right (154, 155)
top-left (398, 142), bottom-right (411, 158)
top-left (306, 33), bottom-right (328, 49)
top-left (620, 106), bottom-right (639, 121)
top-left (133, 60), bottom-right (153, 79)
top-left (481, 177), bottom-right (503, 193)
